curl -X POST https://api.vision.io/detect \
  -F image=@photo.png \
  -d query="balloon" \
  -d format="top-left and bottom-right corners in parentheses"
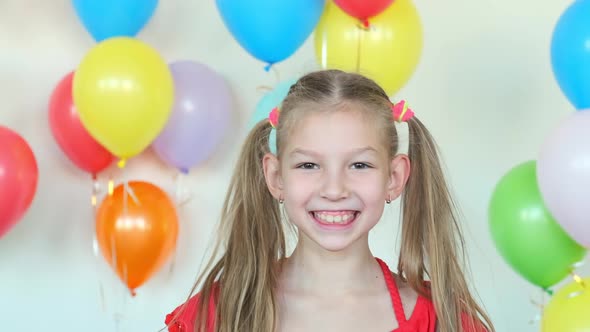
top-left (314, 0), bottom-right (423, 96)
top-left (152, 61), bottom-right (233, 173)
top-left (49, 71), bottom-right (114, 175)
top-left (72, 0), bottom-right (158, 42)
top-left (0, 126), bottom-right (38, 238)
top-left (249, 78), bottom-right (297, 127)
top-left (73, 37), bottom-right (174, 163)
top-left (538, 111), bottom-right (590, 247)
top-left (249, 79), bottom-right (297, 155)
top-left (489, 161), bottom-right (586, 288)
top-left (550, 0), bottom-right (590, 109)
top-left (541, 277), bottom-right (590, 331)
top-left (334, 0), bottom-right (394, 24)
top-left (216, 0), bottom-right (325, 68)
top-left (96, 181), bottom-right (178, 294)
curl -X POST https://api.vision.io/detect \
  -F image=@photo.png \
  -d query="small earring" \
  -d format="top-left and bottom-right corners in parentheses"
top-left (385, 196), bottom-right (392, 204)
top-left (279, 196), bottom-right (284, 204)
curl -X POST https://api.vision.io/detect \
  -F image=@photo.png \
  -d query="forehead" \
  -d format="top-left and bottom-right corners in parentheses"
top-left (285, 109), bottom-right (384, 154)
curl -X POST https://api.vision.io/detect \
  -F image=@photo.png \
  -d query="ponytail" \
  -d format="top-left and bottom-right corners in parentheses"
top-left (188, 120), bottom-right (286, 331)
top-left (398, 117), bottom-right (494, 332)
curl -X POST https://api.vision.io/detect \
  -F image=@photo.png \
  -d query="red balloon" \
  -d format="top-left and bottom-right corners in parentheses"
top-left (334, 0), bottom-right (394, 22)
top-left (0, 126), bottom-right (38, 238)
top-left (49, 71), bottom-right (114, 175)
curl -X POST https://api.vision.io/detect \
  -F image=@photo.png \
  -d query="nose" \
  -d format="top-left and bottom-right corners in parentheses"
top-left (319, 170), bottom-right (349, 201)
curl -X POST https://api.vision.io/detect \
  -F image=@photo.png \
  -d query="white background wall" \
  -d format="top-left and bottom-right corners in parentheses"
top-left (0, 0), bottom-right (587, 331)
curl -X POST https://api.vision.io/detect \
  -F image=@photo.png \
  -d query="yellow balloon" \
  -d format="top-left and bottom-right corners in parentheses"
top-left (542, 277), bottom-right (590, 331)
top-left (73, 37), bottom-right (174, 160)
top-left (314, 0), bottom-right (423, 96)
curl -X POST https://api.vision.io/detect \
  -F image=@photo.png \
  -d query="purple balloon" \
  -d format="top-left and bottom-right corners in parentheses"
top-left (152, 61), bottom-right (232, 172)
top-left (537, 110), bottom-right (590, 247)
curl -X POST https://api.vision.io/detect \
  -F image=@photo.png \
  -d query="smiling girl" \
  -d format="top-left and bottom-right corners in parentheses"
top-left (165, 70), bottom-right (494, 332)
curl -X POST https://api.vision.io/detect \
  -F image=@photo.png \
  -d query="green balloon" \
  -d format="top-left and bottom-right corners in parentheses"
top-left (489, 160), bottom-right (586, 288)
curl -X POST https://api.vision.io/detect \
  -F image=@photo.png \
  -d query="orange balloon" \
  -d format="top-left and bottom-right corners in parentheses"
top-left (96, 181), bottom-right (178, 295)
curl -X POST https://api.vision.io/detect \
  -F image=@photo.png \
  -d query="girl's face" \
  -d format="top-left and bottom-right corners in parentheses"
top-left (263, 109), bottom-right (410, 252)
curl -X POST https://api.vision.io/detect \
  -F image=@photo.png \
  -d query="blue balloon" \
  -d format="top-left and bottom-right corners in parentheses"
top-left (250, 79), bottom-right (298, 154)
top-left (551, 0), bottom-right (590, 110)
top-left (216, 0), bottom-right (325, 68)
top-left (72, 0), bottom-right (158, 42)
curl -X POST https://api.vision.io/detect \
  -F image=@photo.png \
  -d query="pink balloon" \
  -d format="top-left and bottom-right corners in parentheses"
top-left (537, 110), bottom-right (590, 247)
top-left (0, 126), bottom-right (39, 238)
top-left (49, 71), bottom-right (114, 175)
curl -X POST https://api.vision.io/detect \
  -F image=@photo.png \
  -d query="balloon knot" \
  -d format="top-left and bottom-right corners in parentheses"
top-left (130, 288), bottom-right (137, 297)
top-left (543, 287), bottom-right (554, 296)
top-left (117, 158), bottom-right (127, 169)
top-left (264, 63), bottom-right (274, 72)
top-left (361, 18), bottom-right (370, 29)
top-left (179, 167), bottom-right (190, 175)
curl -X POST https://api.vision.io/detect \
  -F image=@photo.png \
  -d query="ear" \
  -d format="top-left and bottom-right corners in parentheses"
top-left (387, 154), bottom-right (411, 201)
top-left (262, 152), bottom-right (283, 200)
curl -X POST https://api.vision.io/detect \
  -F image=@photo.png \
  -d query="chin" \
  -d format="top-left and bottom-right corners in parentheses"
top-left (306, 233), bottom-right (364, 253)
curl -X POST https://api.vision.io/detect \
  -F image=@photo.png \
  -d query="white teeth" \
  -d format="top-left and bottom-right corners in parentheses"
top-left (313, 212), bottom-right (356, 224)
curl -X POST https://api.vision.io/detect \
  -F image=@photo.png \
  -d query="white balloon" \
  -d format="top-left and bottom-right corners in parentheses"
top-left (537, 110), bottom-right (590, 248)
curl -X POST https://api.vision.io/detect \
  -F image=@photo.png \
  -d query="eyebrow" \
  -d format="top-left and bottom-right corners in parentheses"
top-left (289, 146), bottom-right (379, 157)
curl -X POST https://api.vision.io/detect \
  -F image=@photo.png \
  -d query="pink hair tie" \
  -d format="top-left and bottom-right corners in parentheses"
top-left (391, 100), bottom-right (414, 123)
top-left (269, 106), bottom-right (280, 128)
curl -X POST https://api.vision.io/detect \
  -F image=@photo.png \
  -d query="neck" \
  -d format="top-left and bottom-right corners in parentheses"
top-left (280, 235), bottom-right (383, 295)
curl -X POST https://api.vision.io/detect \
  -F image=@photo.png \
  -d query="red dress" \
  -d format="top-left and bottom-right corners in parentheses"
top-left (165, 258), bottom-right (485, 332)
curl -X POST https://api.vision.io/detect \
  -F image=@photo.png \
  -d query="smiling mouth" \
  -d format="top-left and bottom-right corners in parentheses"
top-left (310, 211), bottom-right (360, 225)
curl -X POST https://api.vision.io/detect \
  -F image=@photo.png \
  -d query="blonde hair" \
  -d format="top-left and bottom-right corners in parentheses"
top-left (171, 69), bottom-right (494, 332)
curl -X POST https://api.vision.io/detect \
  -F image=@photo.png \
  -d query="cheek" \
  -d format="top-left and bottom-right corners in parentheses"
top-left (282, 172), bottom-right (317, 201)
top-left (351, 172), bottom-right (389, 200)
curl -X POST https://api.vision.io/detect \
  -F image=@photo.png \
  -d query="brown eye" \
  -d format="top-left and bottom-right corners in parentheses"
top-left (297, 163), bottom-right (318, 170)
top-left (351, 162), bottom-right (371, 169)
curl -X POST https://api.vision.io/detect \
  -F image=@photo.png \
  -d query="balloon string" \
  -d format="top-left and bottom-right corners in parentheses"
top-left (567, 269), bottom-right (587, 299)
top-left (528, 289), bottom-right (545, 325)
top-left (256, 85), bottom-right (273, 93)
top-left (110, 232), bottom-right (118, 283)
top-left (565, 261), bottom-right (587, 298)
top-left (114, 313), bottom-right (122, 332)
top-left (124, 181), bottom-right (139, 205)
top-left (91, 174), bottom-right (99, 207)
top-left (90, 175), bottom-right (106, 312)
top-left (169, 250), bottom-right (178, 277)
top-left (175, 172), bottom-right (182, 204)
top-left (168, 172), bottom-right (185, 277)
top-left (271, 65), bottom-right (281, 84)
top-left (354, 21), bottom-right (372, 72)
top-left (174, 171), bottom-right (194, 207)
top-left (356, 25), bottom-right (362, 72)
top-left (320, 27), bottom-right (328, 69)
top-left (572, 273), bottom-right (586, 288)
top-left (354, 20), bottom-right (374, 72)
top-left (123, 181), bottom-right (128, 214)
